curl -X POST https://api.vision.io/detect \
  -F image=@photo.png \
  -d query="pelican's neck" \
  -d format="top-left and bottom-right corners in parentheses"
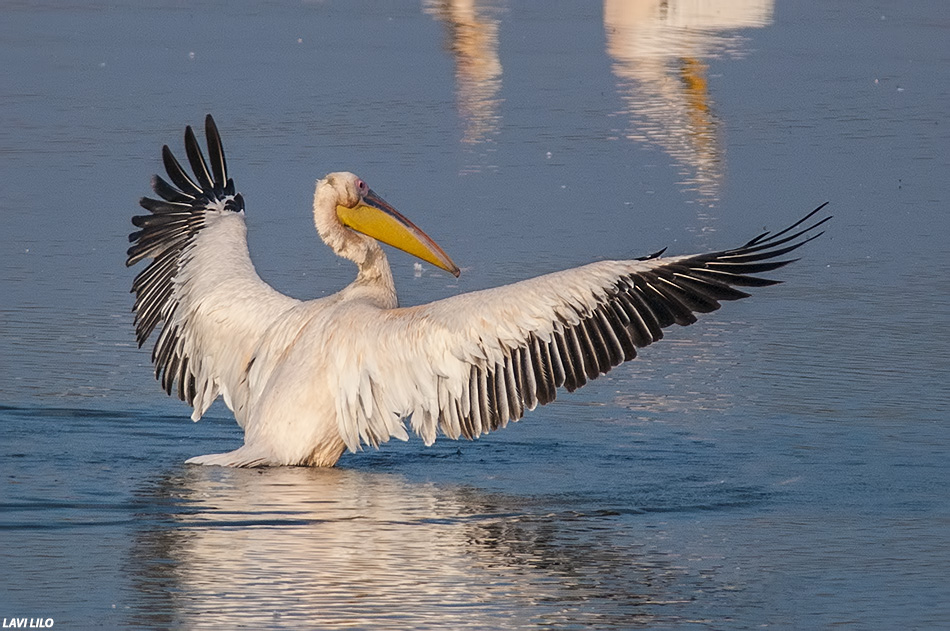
top-left (352, 241), bottom-right (396, 289)
top-left (313, 179), bottom-right (397, 305)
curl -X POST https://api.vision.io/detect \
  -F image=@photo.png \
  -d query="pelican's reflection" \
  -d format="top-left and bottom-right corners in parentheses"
top-left (426, 0), bottom-right (503, 169)
top-left (605, 0), bottom-right (774, 207)
top-left (127, 466), bottom-right (692, 628)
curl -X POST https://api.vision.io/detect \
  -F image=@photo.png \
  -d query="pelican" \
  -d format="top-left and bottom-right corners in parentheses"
top-left (128, 115), bottom-right (829, 467)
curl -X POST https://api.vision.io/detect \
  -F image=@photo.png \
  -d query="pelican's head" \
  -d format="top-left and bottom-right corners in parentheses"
top-left (317, 172), bottom-right (460, 277)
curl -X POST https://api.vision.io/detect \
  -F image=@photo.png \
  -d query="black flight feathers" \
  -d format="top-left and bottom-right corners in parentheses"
top-left (127, 114), bottom-right (242, 268)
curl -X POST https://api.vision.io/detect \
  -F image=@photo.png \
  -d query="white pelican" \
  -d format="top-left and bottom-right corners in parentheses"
top-left (128, 115), bottom-right (829, 467)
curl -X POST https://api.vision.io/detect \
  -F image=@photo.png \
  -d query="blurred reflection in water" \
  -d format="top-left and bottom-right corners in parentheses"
top-left (127, 466), bottom-right (693, 629)
top-left (425, 0), bottom-right (503, 171)
top-left (604, 0), bottom-right (774, 207)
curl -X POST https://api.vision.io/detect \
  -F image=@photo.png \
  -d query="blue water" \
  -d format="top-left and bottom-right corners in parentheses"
top-left (2, 1), bottom-right (948, 629)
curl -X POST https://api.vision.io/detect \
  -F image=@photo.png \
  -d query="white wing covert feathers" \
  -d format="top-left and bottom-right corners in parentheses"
top-left (129, 115), bottom-right (829, 467)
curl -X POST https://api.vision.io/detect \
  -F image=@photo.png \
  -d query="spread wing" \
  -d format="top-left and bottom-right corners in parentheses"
top-left (331, 206), bottom-right (830, 450)
top-left (127, 115), bottom-right (298, 423)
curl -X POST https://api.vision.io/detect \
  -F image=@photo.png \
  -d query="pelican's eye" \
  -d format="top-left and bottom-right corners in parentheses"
top-left (356, 179), bottom-right (368, 195)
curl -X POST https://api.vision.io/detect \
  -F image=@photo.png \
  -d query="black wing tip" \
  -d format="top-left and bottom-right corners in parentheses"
top-left (736, 204), bottom-right (831, 254)
top-left (183, 124), bottom-right (202, 158)
top-left (128, 117), bottom-right (232, 267)
top-left (637, 247), bottom-right (667, 261)
top-left (230, 192), bottom-right (245, 213)
top-left (694, 204), bottom-right (831, 284)
top-left (205, 113), bottom-right (219, 135)
top-left (768, 202), bottom-right (832, 241)
top-left (154, 116), bottom-right (233, 201)
top-left (204, 114), bottom-right (230, 194)
top-left (812, 200), bottom-right (831, 215)
top-left (741, 202), bottom-right (831, 248)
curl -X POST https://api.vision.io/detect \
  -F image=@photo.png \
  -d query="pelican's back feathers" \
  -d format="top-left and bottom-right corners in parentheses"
top-left (128, 115), bottom-right (298, 422)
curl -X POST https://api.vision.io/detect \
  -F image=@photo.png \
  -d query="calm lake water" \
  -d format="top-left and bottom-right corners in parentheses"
top-left (2, 1), bottom-right (949, 629)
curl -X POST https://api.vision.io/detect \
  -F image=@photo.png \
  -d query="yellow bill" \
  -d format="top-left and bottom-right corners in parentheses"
top-left (336, 190), bottom-right (460, 277)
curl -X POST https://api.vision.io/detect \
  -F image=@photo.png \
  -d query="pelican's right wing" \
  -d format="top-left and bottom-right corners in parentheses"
top-left (333, 206), bottom-right (829, 450)
top-left (127, 116), bottom-right (299, 422)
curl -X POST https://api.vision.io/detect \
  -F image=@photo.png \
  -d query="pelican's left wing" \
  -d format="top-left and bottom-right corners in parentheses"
top-left (127, 116), bottom-right (299, 422)
top-left (333, 207), bottom-right (829, 450)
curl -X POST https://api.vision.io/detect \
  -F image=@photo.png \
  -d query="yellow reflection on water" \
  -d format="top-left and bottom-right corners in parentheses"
top-left (426, 0), bottom-right (503, 173)
top-left (604, 0), bottom-right (774, 206)
top-left (426, 0), bottom-right (503, 145)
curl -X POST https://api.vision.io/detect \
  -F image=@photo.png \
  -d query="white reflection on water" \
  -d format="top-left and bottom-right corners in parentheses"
top-left (126, 466), bottom-right (692, 629)
top-left (425, 0), bottom-right (503, 170)
top-left (604, 0), bottom-right (774, 207)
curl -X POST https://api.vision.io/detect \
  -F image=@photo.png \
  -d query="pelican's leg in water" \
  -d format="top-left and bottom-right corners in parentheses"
top-left (185, 442), bottom-right (346, 468)
top-left (185, 424), bottom-right (348, 467)
top-left (186, 445), bottom-right (274, 468)
top-left (301, 439), bottom-right (347, 467)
